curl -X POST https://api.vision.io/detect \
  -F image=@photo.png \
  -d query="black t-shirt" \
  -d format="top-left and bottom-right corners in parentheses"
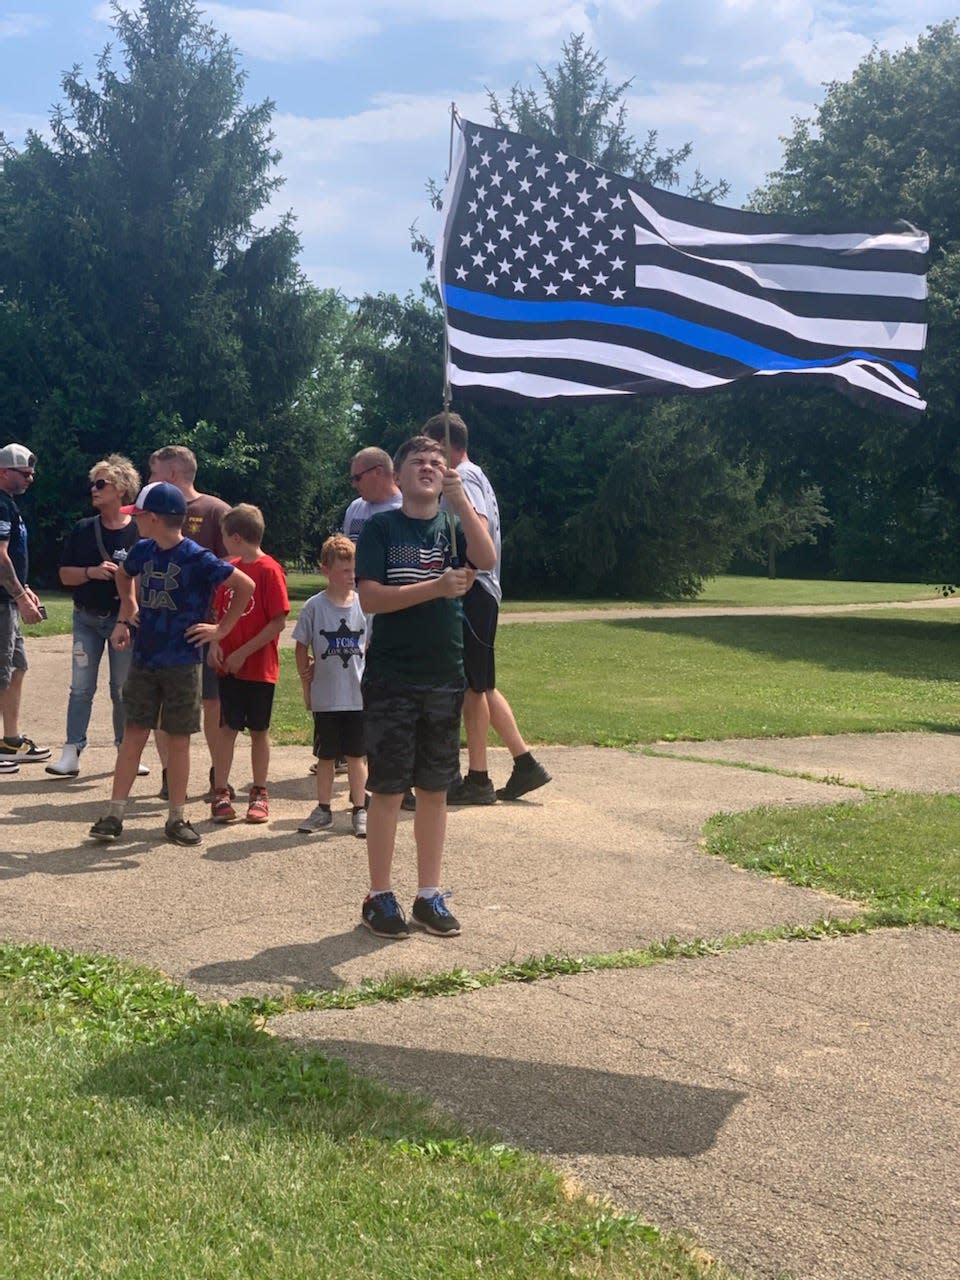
top-left (59, 516), bottom-right (141, 615)
top-left (0, 490), bottom-right (27, 592)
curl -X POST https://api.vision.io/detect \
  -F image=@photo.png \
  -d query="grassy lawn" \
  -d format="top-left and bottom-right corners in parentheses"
top-left (29, 575), bottom-right (942, 637)
top-left (705, 794), bottom-right (960, 930)
top-left (7, 576), bottom-right (958, 1278)
top-left (0, 945), bottom-right (739, 1280)
top-left (501, 576), bottom-right (942, 612)
top-left (270, 608), bottom-right (960, 746)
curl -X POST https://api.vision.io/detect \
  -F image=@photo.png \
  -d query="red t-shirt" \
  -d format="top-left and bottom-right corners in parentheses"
top-left (213, 554), bottom-right (289, 683)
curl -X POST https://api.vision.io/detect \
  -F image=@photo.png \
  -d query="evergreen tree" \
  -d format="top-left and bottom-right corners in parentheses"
top-left (0, 0), bottom-right (326, 566)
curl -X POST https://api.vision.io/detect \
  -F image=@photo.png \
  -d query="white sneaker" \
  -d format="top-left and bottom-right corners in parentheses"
top-left (45, 744), bottom-right (80, 777)
top-left (136, 761), bottom-right (151, 777)
top-left (352, 806), bottom-right (367, 839)
top-left (297, 805), bottom-right (333, 833)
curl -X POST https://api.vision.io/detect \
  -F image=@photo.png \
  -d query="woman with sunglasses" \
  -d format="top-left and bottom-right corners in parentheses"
top-left (46, 455), bottom-right (147, 778)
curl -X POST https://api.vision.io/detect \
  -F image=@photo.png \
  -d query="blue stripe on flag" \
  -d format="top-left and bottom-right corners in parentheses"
top-left (443, 285), bottom-right (919, 380)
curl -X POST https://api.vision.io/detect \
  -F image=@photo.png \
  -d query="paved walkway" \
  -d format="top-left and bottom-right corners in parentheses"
top-left (1, 629), bottom-right (958, 1280)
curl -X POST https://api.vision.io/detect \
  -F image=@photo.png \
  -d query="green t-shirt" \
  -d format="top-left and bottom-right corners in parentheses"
top-left (356, 508), bottom-right (467, 687)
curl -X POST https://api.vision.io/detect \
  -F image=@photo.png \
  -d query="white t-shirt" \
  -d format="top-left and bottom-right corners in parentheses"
top-left (292, 591), bottom-right (367, 712)
top-left (455, 458), bottom-right (502, 603)
top-left (343, 492), bottom-right (402, 544)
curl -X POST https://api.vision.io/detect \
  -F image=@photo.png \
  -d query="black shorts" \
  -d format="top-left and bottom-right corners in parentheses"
top-left (313, 710), bottom-right (365, 760)
top-left (201, 650), bottom-right (220, 701)
top-left (462, 582), bottom-right (498, 693)
top-left (362, 676), bottom-right (463, 794)
top-left (219, 674), bottom-right (275, 733)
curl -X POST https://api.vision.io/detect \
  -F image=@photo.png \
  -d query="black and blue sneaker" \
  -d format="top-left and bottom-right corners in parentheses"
top-left (361, 891), bottom-right (410, 939)
top-left (411, 891), bottom-right (461, 937)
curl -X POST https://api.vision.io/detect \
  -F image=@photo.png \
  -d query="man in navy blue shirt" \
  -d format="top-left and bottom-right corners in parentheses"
top-left (0, 442), bottom-right (50, 772)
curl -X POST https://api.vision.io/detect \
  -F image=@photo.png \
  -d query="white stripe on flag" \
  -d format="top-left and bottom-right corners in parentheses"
top-left (448, 363), bottom-right (629, 398)
top-left (632, 265), bottom-right (927, 351)
top-left (756, 360), bottom-right (924, 409)
top-left (447, 326), bottom-right (726, 389)
top-left (629, 191), bottom-right (930, 255)
top-left (633, 229), bottom-right (927, 300)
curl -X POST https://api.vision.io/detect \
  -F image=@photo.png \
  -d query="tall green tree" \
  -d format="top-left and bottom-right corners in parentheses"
top-left (0, 0), bottom-right (327, 566)
top-left (489, 33), bottom-right (728, 202)
top-left (742, 20), bottom-right (960, 580)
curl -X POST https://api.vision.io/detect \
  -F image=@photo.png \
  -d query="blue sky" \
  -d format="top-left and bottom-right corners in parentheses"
top-left (1, 2), bottom-right (956, 299)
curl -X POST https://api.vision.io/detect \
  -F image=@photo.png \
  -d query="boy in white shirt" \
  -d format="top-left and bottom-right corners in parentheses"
top-left (293, 535), bottom-right (368, 837)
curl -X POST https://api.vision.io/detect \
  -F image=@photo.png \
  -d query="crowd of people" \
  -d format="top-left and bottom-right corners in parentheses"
top-left (0, 416), bottom-right (551, 938)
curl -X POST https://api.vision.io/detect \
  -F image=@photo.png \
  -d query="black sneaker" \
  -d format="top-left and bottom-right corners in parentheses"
top-left (89, 814), bottom-right (123, 843)
top-left (158, 768), bottom-right (169, 801)
top-left (400, 789), bottom-right (417, 811)
top-left (164, 818), bottom-right (202, 846)
top-left (0, 735), bottom-right (51, 763)
top-left (447, 775), bottom-right (497, 805)
top-left (496, 759), bottom-right (552, 801)
top-left (205, 766), bottom-right (235, 803)
top-left (361, 892), bottom-right (410, 938)
top-left (411, 892), bottom-right (461, 936)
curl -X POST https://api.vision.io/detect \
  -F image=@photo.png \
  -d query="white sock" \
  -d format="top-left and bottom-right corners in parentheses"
top-left (416, 886), bottom-right (439, 900)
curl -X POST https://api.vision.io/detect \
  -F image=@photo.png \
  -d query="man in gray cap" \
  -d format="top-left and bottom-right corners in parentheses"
top-left (0, 443), bottom-right (50, 770)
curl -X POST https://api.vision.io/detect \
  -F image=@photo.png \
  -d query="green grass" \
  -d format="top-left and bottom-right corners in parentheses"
top-left (28, 575), bottom-right (942, 638)
top-left (500, 576), bottom-right (940, 612)
top-left (272, 608), bottom-right (960, 747)
top-left (0, 944), bottom-right (738, 1280)
top-left (705, 794), bottom-right (960, 929)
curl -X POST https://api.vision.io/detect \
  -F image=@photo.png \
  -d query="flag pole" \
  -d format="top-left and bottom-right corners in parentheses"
top-left (441, 102), bottom-right (459, 466)
top-left (442, 103), bottom-right (460, 563)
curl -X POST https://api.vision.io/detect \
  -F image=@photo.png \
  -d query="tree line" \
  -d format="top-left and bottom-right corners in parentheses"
top-left (1, 0), bottom-right (957, 594)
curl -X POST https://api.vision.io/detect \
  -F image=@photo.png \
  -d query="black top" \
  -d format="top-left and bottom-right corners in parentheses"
top-left (0, 490), bottom-right (27, 591)
top-left (59, 516), bottom-right (141, 615)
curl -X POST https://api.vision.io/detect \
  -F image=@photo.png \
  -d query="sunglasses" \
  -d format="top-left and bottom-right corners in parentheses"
top-left (90, 478), bottom-right (112, 490)
top-left (9, 468), bottom-right (35, 479)
top-left (350, 465), bottom-right (380, 485)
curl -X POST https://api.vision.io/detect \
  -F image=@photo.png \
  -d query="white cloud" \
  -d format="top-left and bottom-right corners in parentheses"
top-left (624, 74), bottom-right (812, 202)
top-left (0, 110), bottom-right (52, 146)
top-left (201, 4), bottom-right (379, 60)
top-left (0, 13), bottom-right (49, 38)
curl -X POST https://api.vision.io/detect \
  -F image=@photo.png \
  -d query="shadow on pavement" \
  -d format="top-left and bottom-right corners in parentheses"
top-left (292, 1039), bottom-right (746, 1158)
top-left (187, 928), bottom-right (393, 993)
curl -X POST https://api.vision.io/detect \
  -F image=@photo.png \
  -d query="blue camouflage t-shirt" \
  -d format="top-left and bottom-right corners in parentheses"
top-left (122, 537), bottom-right (234, 668)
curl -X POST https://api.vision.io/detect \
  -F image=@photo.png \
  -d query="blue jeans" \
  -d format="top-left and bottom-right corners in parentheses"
top-left (65, 608), bottom-right (133, 750)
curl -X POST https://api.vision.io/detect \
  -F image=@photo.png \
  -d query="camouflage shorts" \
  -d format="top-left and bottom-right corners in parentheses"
top-left (0, 601), bottom-right (27, 691)
top-left (123, 662), bottom-right (202, 736)
top-left (362, 677), bottom-right (463, 794)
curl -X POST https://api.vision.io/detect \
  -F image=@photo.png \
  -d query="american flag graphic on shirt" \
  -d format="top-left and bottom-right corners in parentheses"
top-left (386, 536), bottom-right (451, 584)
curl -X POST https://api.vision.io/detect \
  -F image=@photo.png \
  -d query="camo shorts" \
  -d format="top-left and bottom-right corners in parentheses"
top-left (362, 676), bottom-right (463, 794)
top-left (123, 661), bottom-right (202, 736)
top-left (0, 601), bottom-right (27, 691)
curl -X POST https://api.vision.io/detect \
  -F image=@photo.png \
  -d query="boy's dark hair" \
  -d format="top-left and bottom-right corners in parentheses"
top-left (422, 413), bottom-right (468, 452)
top-left (222, 503), bottom-right (265, 545)
top-left (157, 512), bottom-right (187, 530)
top-left (393, 435), bottom-right (445, 472)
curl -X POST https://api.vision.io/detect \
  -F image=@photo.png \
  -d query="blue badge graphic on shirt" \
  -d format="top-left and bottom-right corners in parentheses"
top-left (320, 619), bottom-right (365, 669)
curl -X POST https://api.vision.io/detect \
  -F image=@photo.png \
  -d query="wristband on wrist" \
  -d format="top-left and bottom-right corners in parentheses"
top-left (118, 619), bottom-right (137, 632)
top-left (13, 588), bottom-right (27, 600)
top-left (84, 566), bottom-right (90, 580)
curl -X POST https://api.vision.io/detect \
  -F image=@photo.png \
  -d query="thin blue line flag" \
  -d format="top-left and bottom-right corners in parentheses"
top-left (435, 119), bottom-right (929, 417)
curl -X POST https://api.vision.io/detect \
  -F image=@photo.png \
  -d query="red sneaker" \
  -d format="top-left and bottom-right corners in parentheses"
top-left (246, 786), bottom-right (269, 824)
top-left (211, 787), bottom-right (237, 823)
